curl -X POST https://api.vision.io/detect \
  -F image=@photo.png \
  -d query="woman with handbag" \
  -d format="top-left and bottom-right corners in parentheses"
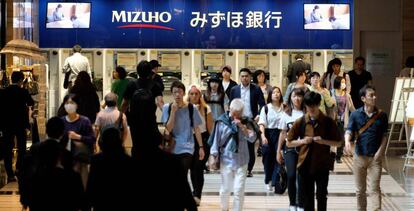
top-left (187, 84), bottom-right (213, 206)
top-left (59, 94), bottom-right (96, 189)
top-left (332, 76), bottom-right (355, 163)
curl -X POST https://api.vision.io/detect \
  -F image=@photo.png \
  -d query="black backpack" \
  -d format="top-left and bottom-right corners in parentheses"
top-left (129, 80), bottom-right (155, 119)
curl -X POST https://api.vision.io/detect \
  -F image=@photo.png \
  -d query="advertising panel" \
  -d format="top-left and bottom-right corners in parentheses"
top-left (39, 0), bottom-right (353, 49)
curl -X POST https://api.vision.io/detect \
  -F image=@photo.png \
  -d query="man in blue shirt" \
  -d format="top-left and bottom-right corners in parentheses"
top-left (345, 85), bottom-right (388, 211)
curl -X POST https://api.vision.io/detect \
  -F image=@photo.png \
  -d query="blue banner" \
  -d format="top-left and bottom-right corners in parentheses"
top-left (39, 0), bottom-right (353, 49)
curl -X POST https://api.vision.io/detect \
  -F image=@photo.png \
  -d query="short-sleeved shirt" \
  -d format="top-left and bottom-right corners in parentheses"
top-left (347, 107), bottom-right (388, 156)
top-left (94, 107), bottom-right (128, 132)
top-left (278, 109), bottom-right (305, 131)
top-left (111, 79), bottom-right (130, 109)
top-left (162, 103), bottom-right (203, 155)
top-left (348, 70), bottom-right (372, 108)
top-left (197, 105), bottom-right (212, 133)
top-left (123, 79), bottom-right (162, 118)
top-left (258, 103), bottom-right (284, 129)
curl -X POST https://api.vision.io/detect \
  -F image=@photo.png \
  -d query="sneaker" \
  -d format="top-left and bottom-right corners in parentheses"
top-left (289, 206), bottom-right (297, 211)
top-left (296, 207), bottom-right (304, 211)
top-left (247, 171), bottom-right (253, 177)
top-left (193, 196), bottom-right (201, 206)
top-left (336, 158), bottom-right (343, 163)
top-left (265, 183), bottom-right (273, 192)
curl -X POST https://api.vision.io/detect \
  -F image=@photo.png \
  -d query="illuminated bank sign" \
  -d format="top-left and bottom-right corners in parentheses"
top-left (39, 0), bottom-right (352, 49)
top-left (110, 10), bottom-right (282, 30)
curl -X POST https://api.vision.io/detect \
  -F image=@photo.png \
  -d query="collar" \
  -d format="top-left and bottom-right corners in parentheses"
top-left (241, 84), bottom-right (250, 90)
top-left (304, 111), bottom-right (325, 124)
top-left (73, 52), bottom-right (81, 56)
top-left (104, 106), bottom-right (117, 112)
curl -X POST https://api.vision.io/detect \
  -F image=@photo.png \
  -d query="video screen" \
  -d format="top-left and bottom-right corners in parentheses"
top-left (14, 3), bottom-right (33, 28)
top-left (46, 3), bottom-right (91, 29)
top-left (304, 4), bottom-right (350, 30)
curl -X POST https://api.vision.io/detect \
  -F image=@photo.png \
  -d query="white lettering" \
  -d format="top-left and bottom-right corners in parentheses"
top-left (112, 11), bottom-right (172, 23)
top-left (159, 12), bottom-right (171, 23)
top-left (132, 12), bottom-right (140, 23)
top-left (112, 11), bottom-right (126, 22)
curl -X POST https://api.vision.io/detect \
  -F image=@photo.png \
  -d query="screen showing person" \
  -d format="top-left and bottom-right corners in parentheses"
top-left (13, 3), bottom-right (33, 28)
top-left (304, 4), bottom-right (350, 30)
top-left (46, 3), bottom-right (91, 29)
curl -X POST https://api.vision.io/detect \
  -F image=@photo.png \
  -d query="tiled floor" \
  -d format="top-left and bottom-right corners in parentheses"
top-left (0, 155), bottom-right (413, 210)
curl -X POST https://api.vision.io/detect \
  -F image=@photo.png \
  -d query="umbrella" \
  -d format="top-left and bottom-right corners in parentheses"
top-left (0, 39), bottom-right (46, 62)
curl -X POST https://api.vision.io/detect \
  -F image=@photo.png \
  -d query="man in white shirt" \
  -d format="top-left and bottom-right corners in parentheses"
top-left (62, 45), bottom-right (91, 89)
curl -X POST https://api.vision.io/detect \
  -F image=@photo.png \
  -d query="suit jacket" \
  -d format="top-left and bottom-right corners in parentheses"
top-left (287, 60), bottom-right (312, 83)
top-left (224, 79), bottom-right (238, 100)
top-left (229, 84), bottom-right (266, 118)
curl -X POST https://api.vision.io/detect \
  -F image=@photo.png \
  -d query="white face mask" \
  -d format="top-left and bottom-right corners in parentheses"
top-left (341, 83), bottom-right (346, 90)
top-left (64, 103), bottom-right (77, 114)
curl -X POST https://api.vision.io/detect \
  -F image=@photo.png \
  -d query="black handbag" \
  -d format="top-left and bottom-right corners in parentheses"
top-left (63, 63), bottom-right (73, 89)
top-left (274, 164), bottom-right (288, 194)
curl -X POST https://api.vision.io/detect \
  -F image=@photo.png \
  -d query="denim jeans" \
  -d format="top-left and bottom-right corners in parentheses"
top-left (284, 148), bottom-right (303, 207)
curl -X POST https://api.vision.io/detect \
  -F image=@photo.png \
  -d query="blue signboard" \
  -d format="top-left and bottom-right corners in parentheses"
top-left (39, 0), bottom-right (353, 49)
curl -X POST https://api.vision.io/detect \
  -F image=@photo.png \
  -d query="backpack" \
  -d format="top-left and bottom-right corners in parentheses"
top-left (129, 80), bottom-right (155, 120)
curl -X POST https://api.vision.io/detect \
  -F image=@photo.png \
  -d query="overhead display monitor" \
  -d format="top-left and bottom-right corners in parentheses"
top-left (304, 4), bottom-right (350, 30)
top-left (46, 2), bottom-right (91, 29)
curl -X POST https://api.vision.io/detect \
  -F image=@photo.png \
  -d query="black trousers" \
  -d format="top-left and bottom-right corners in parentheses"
top-left (299, 168), bottom-right (329, 211)
top-left (247, 141), bottom-right (256, 172)
top-left (262, 128), bottom-right (281, 185)
top-left (4, 128), bottom-right (27, 178)
top-left (284, 148), bottom-right (303, 207)
top-left (190, 132), bottom-right (210, 198)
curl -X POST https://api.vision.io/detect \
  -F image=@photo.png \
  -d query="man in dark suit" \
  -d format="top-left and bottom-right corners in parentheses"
top-left (4, 71), bottom-right (34, 183)
top-left (221, 65), bottom-right (237, 104)
top-left (287, 54), bottom-right (312, 84)
top-left (229, 68), bottom-right (266, 177)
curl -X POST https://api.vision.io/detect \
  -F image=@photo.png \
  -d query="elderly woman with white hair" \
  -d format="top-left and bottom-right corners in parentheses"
top-left (208, 98), bottom-right (257, 211)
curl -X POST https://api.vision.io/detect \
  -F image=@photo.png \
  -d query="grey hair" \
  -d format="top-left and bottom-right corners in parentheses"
top-left (230, 98), bottom-right (244, 113)
top-left (104, 92), bottom-right (118, 106)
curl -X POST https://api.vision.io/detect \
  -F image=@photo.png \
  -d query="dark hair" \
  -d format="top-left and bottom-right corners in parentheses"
top-left (170, 80), bottom-right (186, 93)
top-left (99, 126), bottom-right (124, 154)
top-left (57, 94), bottom-right (79, 116)
top-left (239, 68), bottom-right (252, 75)
top-left (115, 66), bottom-right (127, 79)
top-left (11, 71), bottom-right (24, 83)
top-left (253, 70), bottom-right (266, 84)
top-left (71, 71), bottom-right (96, 94)
top-left (323, 58), bottom-right (342, 85)
top-left (72, 44), bottom-right (82, 53)
top-left (295, 54), bottom-right (304, 60)
top-left (359, 84), bottom-right (376, 98)
top-left (136, 60), bottom-right (152, 79)
top-left (304, 91), bottom-right (322, 107)
top-left (314, 5), bottom-right (319, 10)
top-left (267, 86), bottom-right (284, 104)
top-left (309, 71), bottom-right (320, 78)
top-left (46, 116), bottom-right (65, 139)
top-left (333, 76), bottom-right (344, 90)
top-left (222, 66), bottom-right (232, 74)
top-left (296, 70), bottom-right (307, 78)
top-left (285, 88), bottom-right (305, 116)
top-left (57, 4), bottom-right (62, 8)
top-left (354, 56), bottom-right (366, 64)
top-left (405, 56), bottom-right (414, 68)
